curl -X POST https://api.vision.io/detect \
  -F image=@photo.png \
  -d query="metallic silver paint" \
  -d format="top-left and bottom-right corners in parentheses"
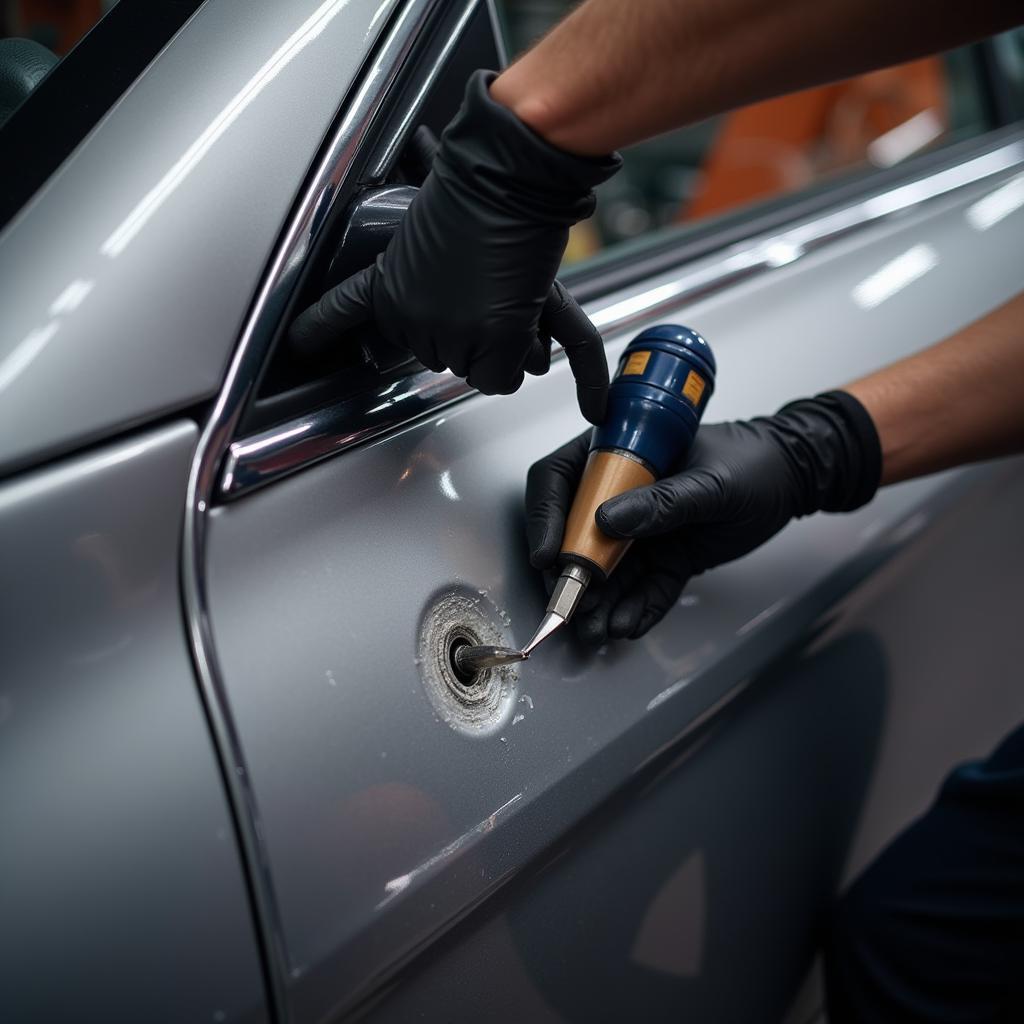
top-left (0, 423), bottom-right (267, 1023)
top-left (179, 2), bottom-right (446, 1019)
top-left (203, 162), bottom-right (1024, 1020)
top-left (1, 0), bottom-right (1018, 1017)
top-left (218, 133), bottom-right (1024, 500)
top-left (0, 0), bottom-right (401, 475)
top-left (366, 462), bottom-right (1024, 1023)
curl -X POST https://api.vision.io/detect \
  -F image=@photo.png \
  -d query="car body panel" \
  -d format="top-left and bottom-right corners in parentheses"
top-left (0, 0), bottom-right (399, 476)
top-left (3, 1), bottom-right (1023, 1020)
top-left (365, 461), bottom-right (1024, 1023)
top-left (203, 164), bottom-right (1024, 1020)
top-left (0, 422), bottom-right (268, 1023)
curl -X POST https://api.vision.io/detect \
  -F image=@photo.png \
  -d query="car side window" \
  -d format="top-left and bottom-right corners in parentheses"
top-left (493, 1), bottom-right (1001, 269)
top-left (993, 28), bottom-right (1024, 119)
top-left (1, 0), bottom-right (124, 132)
top-left (0, 0), bottom-right (204, 231)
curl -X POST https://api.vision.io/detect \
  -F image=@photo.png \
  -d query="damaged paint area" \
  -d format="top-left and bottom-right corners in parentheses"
top-left (417, 589), bottom-right (519, 736)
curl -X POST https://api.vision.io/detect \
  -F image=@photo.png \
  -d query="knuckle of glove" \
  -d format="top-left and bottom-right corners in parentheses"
top-left (468, 369), bottom-right (524, 396)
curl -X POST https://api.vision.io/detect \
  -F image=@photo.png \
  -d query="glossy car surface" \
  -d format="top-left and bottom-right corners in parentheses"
top-left (2, 2), bottom-right (1023, 1022)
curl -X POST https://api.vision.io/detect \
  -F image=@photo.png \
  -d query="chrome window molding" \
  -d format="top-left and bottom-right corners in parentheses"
top-left (219, 131), bottom-right (1024, 501)
top-left (366, 0), bottom-right (481, 179)
top-left (181, 1), bottom-right (446, 1019)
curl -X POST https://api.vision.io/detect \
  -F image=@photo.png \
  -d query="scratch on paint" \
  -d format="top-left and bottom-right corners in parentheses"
top-left (647, 676), bottom-right (694, 712)
top-left (376, 792), bottom-right (523, 909)
top-left (736, 599), bottom-right (785, 637)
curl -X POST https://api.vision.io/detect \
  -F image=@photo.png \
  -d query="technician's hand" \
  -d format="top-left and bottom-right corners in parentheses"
top-left (289, 71), bottom-right (620, 425)
top-left (525, 393), bottom-right (881, 645)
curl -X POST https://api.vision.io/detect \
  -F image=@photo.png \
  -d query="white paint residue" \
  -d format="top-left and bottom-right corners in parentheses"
top-left (439, 469), bottom-right (460, 501)
top-left (852, 244), bottom-right (938, 309)
top-left (376, 793), bottom-right (523, 909)
top-left (647, 676), bottom-right (693, 712)
top-left (325, 669), bottom-right (337, 687)
top-left (512, 714), bottom-right (525, 726)
top-left (519, 694), bottom-right (534, 710)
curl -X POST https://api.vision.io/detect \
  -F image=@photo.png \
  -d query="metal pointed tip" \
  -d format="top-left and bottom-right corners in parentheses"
top-left (520, 564), bottom-right (591, 658)
top-left (453, 644), bottom-right (527, 675)
top-left (521, 611), bottom-right (566, 657)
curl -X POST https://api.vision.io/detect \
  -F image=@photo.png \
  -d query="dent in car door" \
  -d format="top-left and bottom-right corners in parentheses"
top-left (193, 9), bottom-right (1024, 1024)
top-left (203, 207), bottom-right (1024, 1021)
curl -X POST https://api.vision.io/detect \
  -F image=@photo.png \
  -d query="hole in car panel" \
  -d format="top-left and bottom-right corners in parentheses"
top-left (418, 589), bottom-right (518, 737)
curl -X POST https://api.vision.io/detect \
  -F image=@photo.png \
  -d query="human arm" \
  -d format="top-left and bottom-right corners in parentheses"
top-left (846, 292), bottom-right (1024, 483)
top-left (492, 0), bottom-right (1022, 155)
top-left (291, 0), bottom-right (1022, 412)
top-left (525, 293), bottom-right (1024, 644)
top-left (289, 73), bottom-right (619, 423)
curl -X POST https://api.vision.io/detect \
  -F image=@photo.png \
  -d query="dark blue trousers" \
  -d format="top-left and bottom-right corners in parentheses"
top-left (824, 723), bottom-right (1024, 1022)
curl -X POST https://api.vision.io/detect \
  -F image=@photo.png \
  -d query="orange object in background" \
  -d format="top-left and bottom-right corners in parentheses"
top-left (684, 58), bottom-right (948, 221)
top-left (12, 0), bottom-right (104, 56)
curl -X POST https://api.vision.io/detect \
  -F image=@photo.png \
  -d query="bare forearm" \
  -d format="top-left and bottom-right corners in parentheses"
top-left (491, 0), bottom-right (1020, 155)
top-left (844, 293), bottom-right (1024, 485)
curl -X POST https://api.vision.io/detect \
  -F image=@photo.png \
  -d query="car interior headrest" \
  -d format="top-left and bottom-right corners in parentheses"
top-left (0, 38), bottom-right (58, 130)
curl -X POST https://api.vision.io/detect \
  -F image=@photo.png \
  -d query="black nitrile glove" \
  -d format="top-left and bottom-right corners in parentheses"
top-left (525, 391), bottom-right (881, 645)
top-left (289, 70), bottom-right (621, 424)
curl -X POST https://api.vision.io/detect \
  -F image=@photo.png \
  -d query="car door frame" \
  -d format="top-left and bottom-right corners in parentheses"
top-left (182, 1), bottom-right (1024, 1016)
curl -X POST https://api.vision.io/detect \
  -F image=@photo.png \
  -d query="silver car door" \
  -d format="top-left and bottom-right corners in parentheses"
top-left (193, 6), bottom-right (1024, 1022)
top-left (0, 1), bottom-right (405, 1021)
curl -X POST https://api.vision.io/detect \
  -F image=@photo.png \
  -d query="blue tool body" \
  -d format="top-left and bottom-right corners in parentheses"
top-left (591, 324), bottom-right (716, 475)
top-left (517, 324), bottom-right (718, 661)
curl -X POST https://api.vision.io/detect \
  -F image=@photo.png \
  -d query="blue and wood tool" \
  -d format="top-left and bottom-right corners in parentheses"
top-left (455, 325), bottom-right (716, 677)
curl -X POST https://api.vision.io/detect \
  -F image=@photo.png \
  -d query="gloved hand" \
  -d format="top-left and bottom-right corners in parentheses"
top-left (525, 391), bottom-right (881, 645)
top-left (289, 70), bottom-right (621, 424)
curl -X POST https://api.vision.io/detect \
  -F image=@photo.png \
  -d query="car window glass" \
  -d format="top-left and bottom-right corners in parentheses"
top-left (0, 0), bottom-right (204, 232)
top-left (493, 1), bottom-right (994, 269)
top-left (0, 0), bottom-right (120, 127)
top-left (994, 28), bottom-right (1024, 118)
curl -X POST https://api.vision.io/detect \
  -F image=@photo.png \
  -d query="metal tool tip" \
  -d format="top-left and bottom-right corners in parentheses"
top-left (453, 644), bottom-right (527, 676)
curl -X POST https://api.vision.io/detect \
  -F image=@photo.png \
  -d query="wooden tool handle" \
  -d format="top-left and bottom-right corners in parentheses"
top-left (560, 450), bottom-right (655, 578)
